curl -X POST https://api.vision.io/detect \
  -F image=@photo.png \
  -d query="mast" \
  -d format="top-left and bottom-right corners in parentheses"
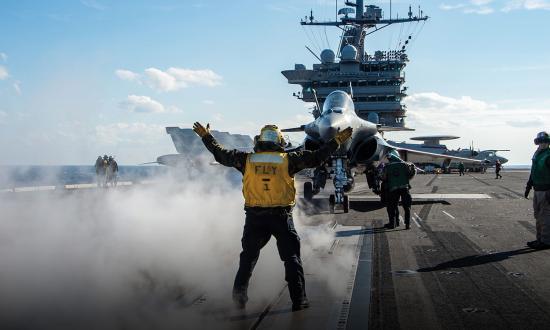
top-left (285, 2), bottom-right (429, 129)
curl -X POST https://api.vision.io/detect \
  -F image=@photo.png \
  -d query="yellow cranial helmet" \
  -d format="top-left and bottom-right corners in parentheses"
top-left (259, 125), bottom-right (285, 146)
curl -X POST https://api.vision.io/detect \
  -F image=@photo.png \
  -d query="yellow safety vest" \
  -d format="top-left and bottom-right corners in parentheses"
top-left (242, 152), bottom-right (296, 207)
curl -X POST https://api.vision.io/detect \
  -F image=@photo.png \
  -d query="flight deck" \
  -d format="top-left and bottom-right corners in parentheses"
top-left (3, 169), bottom-right (549, 329)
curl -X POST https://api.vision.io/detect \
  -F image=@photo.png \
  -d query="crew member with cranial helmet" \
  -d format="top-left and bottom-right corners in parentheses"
top-left (525, 131), bottom-right (550, 250)
top-left (382, 150), bottom-right (416, 230)
top-left (95, 156), bottom-right (104, 187)
top-left (192, 122), bottom-right (352, 311)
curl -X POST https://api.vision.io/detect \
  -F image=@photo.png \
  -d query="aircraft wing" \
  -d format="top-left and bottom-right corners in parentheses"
top-left (391, 146), bottom-right (485, 165)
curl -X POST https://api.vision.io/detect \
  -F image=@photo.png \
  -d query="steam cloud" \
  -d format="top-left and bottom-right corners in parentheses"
top-left (0, 165), bottom-right (353, 329)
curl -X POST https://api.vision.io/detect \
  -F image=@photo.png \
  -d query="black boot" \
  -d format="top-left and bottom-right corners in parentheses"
top-left (232, 290), bottom-right (248, 309)
top-left (292, 297), bottom-right (310, 311)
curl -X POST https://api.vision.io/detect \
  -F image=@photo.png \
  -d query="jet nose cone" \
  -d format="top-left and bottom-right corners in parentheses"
top-left (318, 115), bottom-right (341, 142)
top-left (500, 157), bottom-right (508, 164)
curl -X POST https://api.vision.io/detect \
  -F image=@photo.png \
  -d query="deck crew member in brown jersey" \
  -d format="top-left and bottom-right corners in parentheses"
top-left (193, 122), bottom-right (352, 311)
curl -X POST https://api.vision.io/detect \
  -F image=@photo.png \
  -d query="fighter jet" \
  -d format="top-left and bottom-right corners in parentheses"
top-left (283, 90), bottom-right (481, 212)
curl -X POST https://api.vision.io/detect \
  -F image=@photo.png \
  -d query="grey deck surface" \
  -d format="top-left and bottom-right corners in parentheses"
top-left (337, 170), bottom-right (550, 330)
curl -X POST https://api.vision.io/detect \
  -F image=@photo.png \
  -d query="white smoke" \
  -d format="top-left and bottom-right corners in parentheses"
top-left (0, 165), bottom-right (353, 329)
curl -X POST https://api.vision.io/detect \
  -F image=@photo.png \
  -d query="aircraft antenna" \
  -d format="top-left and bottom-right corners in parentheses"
top-left (349, 82), bottom-right (353, 98)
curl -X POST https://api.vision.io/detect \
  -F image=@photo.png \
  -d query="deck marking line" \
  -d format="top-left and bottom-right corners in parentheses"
top-left (412, 217), bottom-right (421, 228)
top-left (442, 211), bottom-right (456, 219)
top-left (413, 212), bottom-right (423, 222)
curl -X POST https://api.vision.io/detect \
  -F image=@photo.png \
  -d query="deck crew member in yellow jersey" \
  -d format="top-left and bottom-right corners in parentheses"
top-left (193, 122), bottom-right (352, 311)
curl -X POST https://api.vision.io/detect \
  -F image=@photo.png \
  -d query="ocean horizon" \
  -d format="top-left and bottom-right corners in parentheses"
top-left (0, 165), bottom-right (168, 189)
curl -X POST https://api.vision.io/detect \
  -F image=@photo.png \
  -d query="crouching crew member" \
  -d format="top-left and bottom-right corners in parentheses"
top-left (193, 122), bottom-right (352, 311)
top-left (525, 131), bottom-right (550, 250)
top-left (383, 151), bottom-right (416, 230)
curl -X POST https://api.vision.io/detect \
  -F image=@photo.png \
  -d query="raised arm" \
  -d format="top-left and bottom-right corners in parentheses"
top-left (287, 127), bottom-right (353, 176)
top-left (193, 122), bottom-right (248, 173)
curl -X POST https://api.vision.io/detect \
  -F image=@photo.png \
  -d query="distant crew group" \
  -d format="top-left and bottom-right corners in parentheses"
top-left (94, 155), bottom-right (119, 188)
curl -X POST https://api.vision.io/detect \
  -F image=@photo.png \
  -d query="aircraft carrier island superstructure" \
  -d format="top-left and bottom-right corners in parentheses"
top-left (282, 1), bottom-right (428, 129)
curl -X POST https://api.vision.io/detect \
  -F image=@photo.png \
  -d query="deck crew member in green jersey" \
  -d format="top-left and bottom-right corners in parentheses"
top-left (525, 131), bottom-right (550, 250)
top-left (458, 162), bottom-right (465, 176)
top-left (382, 151), bottom-right (416, 230)
top-left (192, 122), bottom-right (352, 311)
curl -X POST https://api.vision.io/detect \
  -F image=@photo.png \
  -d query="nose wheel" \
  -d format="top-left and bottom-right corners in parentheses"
top-left (329, 194), bottom-right (349, 213)
top-left (304, 182), bottom-right (313, 201)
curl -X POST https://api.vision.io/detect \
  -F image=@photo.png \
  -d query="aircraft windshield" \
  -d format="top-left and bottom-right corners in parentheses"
top-left (322, 91), bottom-right (354, 115)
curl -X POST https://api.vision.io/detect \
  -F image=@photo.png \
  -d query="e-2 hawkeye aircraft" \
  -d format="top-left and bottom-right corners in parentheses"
top-left (388, 136), bottom-right (509, 171)
top-left (283, 90), bottom-right (481, 212)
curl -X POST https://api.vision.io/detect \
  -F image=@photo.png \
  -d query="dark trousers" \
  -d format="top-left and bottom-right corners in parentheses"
top-left (496, 169), bottom-right (502, 179)
top-left (387, 188), bottom-right (412, 226)
top-left (233, 210), bottom-right (306, 304)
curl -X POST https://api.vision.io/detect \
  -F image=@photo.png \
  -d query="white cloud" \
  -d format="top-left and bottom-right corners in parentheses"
top-left (502, 0), bottom-right (550, 11)
top-left (407, 92), bottom-right (496, 112)
top-left (0, 53), bottom-right (7, 62)
top-left (115, 69), bottom-right (141, 82)
top-left (13, 81), bottom-right (21, 95)
top-left (95, 122), bottom-right (165, 145)
top-left (0, 66), bottom-right (9, 80)
top-left (391, 92), bottom-right (550, 163)
top-left (118, 95), bottom-right (182, 114)
top-left (144, 68), bottom-right (181, 92)
top-left (145, 67), bottom-right (222, 92)
top-left (404, 92), bottom-right (550, 131)
top-left (115, 67), bottom-right (222, 92)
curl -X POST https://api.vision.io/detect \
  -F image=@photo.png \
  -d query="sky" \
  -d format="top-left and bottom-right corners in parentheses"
top-left (0, 0), bottom-right (548, 165)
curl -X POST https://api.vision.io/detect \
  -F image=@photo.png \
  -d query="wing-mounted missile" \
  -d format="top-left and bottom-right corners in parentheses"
top-left (281, 125), bottom-right (306, 133)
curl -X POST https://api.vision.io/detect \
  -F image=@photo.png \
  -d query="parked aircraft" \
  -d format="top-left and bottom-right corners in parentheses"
top-left (388, 137), bottom-right (509, 171)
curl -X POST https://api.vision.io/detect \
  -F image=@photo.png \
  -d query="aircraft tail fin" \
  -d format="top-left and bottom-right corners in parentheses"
top-left (165, 127), bottom-right (254, 154)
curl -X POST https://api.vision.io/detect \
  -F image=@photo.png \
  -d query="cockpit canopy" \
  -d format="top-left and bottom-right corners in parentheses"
top-left (322, 91), bottom-right (354, 115)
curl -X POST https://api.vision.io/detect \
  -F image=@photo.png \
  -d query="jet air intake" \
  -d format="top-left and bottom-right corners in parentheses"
top-left (351, 135), bottom-right (384, 164)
